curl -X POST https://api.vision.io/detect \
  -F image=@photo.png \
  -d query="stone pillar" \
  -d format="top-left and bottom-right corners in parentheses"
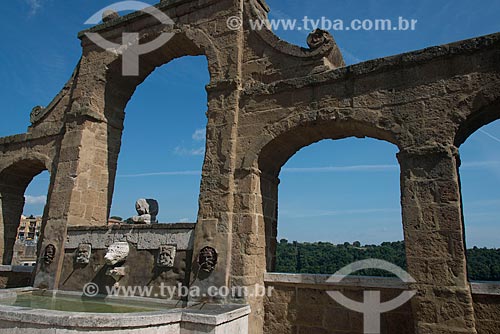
top-left (191, 82), bottom-right (242, 296)
top-left (260, 172), bottom-right (279, 272)
top-left (398, 145), bottom-right (477, 334)
top-left (34, 57), bottom-right (120, 288)
top-left (0, 193), bottom-right (25, 265)
top-left (34, 116), bottom-right (120, 289)
top-left (230, 168), bottom-right (268, 334)
top-left (207, 166), bottom-right (278, 334)
top-left (65, 121), bottom-right (118, 227)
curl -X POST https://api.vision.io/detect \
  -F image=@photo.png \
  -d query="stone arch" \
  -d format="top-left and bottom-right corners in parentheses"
top-left (452, 94), bottom-right (500, 283)
top-left (454, 88), bottom-right (500, 147)
top-left (251, 118), bottom-right (401, 270)
top-left (0, 153), bottom-right (51, 264)
top-left (256, 117), bottom-right (400, 178)
top-left (102, 27), bottom-right (222, 120)
top-left (72, 27), bottom-right (222, 224)
top-left (0, 152), bottom-right (51, 176)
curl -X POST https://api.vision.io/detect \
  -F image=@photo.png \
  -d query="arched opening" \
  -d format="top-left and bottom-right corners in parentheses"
top-left (274, 138), bottom-right (405, 275)
top-left (256, 121), bottom-right (401, 272)
top-left (109, 56), bottom-right (210, 223)
top-left (458, 119), bottom-right (500, 281)
top-left (0, 159), bottom-right (50, 265)
top-left (12, 170), bottom-right (49, 267)
top-left (257, 127), bottom-right (413, 334)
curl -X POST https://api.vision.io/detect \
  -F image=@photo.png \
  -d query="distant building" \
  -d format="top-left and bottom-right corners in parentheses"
top-left (10, 215), bottom-right (141, 265)
top-left (11, 215), bottom-right (42, 266)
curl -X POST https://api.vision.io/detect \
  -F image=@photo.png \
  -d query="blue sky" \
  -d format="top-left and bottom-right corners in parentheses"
top-left (0, 0), bottom-right (499, 247)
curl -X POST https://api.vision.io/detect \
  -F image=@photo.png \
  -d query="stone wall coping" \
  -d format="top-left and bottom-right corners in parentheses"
top-left (67, 222), bottom-right (196, 232)
top-left (0, 133), bottom-right (28, 145)
top-left (0, 265), bottom-right (35, 273)
top-left (265, 274), bottom-right (500, 296)
top-left (0, 131), bottom-right (60, 147)
top-left (0, 304), bottom-right (182, 328)
top-left (77, 0), bottom-right (215, 38)
top-left (244, 32), bottom-right (500, 96)
top-left (264, 273), bottom-right (410, 289)
top-left (182, 305), bottom-right (251, 325)
top-left (0, 288), bottom-right (250, 328)
top-left (470, 282), bottom-right (500, 296)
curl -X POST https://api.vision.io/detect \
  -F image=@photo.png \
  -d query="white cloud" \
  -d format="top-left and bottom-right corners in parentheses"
top-left (192, 129), bottom-right (206, 141)
top-left (282, 164), bottom-right (399, 173)
top-left (269, 9), bottom-right (293, 21)
top-left (281, 161), bottom-right (500, 174)
top-left (118, 170), bottom-right (200, 178)
top-left (25, 195), bottom-right (46, 205)
top-left (114, 160), bottom-right (500, 179)
top-left (25, 0), bottom-right (42, 16)
top-left (479, 129), bottom-right (500, 144)
top-left (179, 218), bottom-right (190, 223)
top-left (461, 161), bottom-right (500, 169)
top-left (280, 207), bottom-right (400, 219)
top-left (174, 146), bottom-right (205, 156)
top-left (173, 129), bottom-right (206, 157)
top-left (464, 199), bottom-right (500, 207)
top-left (340, 48), bottom-right (363, 65)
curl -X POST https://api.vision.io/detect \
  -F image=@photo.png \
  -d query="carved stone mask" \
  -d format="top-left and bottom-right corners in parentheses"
top-left (75, 244), bottom-right (92, 265)
top-left (104, 242), bottom-right (130, 266)
top-left (30, 106), bottom-right (46, 124)
top-left (307, 29), bottom-right (333, 49)
top-left (157, 245), bottom-right (176, 268)
top-left (198, 246), bottom-right (218, 273)
top-left (44, 244), bottom-right (56, 265)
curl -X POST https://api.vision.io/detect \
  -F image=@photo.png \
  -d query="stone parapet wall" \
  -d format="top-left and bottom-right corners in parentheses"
top-left (0, 265), bottom-right (34, 289)
top-left (263, 273), bottom-right (414, 334)
top-left (471, 282), bottom-right (500, 334)
top-left (264, 274), bottom-right (500, 334)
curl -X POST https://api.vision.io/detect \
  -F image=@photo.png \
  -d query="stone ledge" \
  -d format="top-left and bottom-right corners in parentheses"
top-left (67, 222), bottom-right (196, 232)
top-left (77, 0), bottom-right (218, 39)
top-left (0, 131), bottom-right (61, 147)
top-left (0, 265), bottom-right (35, 273)
top-left (471, 282), bottom-right (500, 296)
top-left (77, 0), bottom-right (183, 38)
top-left (0, 305), bottom-right (182, 328)
top-left (264, 273), bottom-right (410, 289)
top-left (0, 133), bottom-right (28, 145)
top-left (182, 305), bottom-right (251, 325)
top-left (265, 274), bottom-right (500, 296)
top-left (244, 31), bottom-right (500, 96)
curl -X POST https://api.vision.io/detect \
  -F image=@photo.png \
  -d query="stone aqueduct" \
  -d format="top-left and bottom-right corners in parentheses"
top-left (0, 0), bottom-right (499, 333)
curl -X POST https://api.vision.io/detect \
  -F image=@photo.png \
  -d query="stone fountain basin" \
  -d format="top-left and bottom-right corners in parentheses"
top-left (0, 288), bottom-right (250, 334)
